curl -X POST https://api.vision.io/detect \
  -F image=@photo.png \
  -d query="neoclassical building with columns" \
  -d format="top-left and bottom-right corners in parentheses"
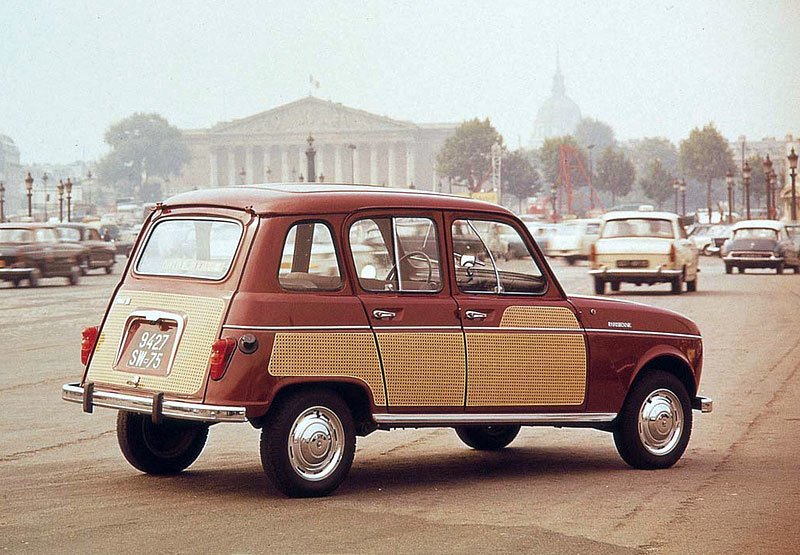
top-left (173, 97), bottom-right (457, 193)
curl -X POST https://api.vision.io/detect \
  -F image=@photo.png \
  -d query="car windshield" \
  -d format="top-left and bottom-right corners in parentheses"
top-left (0, 228), bottom-right (34, 243)
top-left (136, 218), bottom-right (242, 280)
top-left (602, 218), bottom-right (674, 239)
top-left (733, 228), bottom-right (779, 240)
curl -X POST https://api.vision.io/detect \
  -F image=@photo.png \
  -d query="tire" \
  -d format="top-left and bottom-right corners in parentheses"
top-left (260, 390), bottom-right (356, 498)
top-left (724, 264), bottom-right (732, 275)
top-left (776, 263), bottom-right (784, 275)
top-left (11, 279), bottom-right (21, 288)
top-left (455, 425), bottom-right (520, 450)
top-left (67, 266), bottom-right (80, 285)
top-left (79, 257), bottom-right (90, 276)
top-left (566, 257), bottom-right (577, 266)
top-left (28, 269), bottom-right (40, 288)
top-left (670, 276), bottom-right (683, 294)
top-left (701, 244), bottom-right (711, 256)
top-left (105, 263), bottom-right (114, 275)
top-left (686, 276), bottom-right (697, 292)
top-left (613, 370), bottom-right (692, 470)
top-left (737, 266), bottom-right (744, 273)
top-left (610, 282), bottom-right (621, 292)
top-left (116, 411), bottom-right (208, 475)
top-left (594, 277), bottom-right (605, 295)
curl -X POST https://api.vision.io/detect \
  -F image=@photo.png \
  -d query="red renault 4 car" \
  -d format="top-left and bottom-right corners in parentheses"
top-left (63, 184), bottom-right (712, 497)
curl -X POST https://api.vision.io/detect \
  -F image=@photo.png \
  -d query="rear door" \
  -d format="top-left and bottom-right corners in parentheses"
top-left (447, 214), bottom-right (588, 411)
top-left (346, 211), bottom-right (466, 409)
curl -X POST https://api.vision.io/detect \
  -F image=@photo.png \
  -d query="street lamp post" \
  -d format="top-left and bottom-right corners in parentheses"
top-left (0, 181), bottom-right (5, 223)
top-left (65, 178), bottom-right (73, 222)
top-left (725, 170), bottom-right (734, 223)
top-left (42, 171), bottom-right (49, 221)
top-left (788, 148), bottom-right (798, 222)
top-left (305, 135), bottom-right (316, 183)
top-left (769, 170), bottom-right (778, 219)
top-left (550, 183), bottom-right (558, 222)
top-left (680, 178), bottom-right (687, 216)
top-left (673, 178), bottom-right (680, 213)
top-left (742, 161), bottom-right (752, 220)
top-left (346, 144), bottom-right (356, 183)
top-left (762, 155), bottom-right (774, 219)
top-left (25, 172), bottom-right (34, 218)
top-left (57, 179), bottom-right (64, 222)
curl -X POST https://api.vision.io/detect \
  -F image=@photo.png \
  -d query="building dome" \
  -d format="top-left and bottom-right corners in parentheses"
top-left (531, 60), bottom-right (582, 146)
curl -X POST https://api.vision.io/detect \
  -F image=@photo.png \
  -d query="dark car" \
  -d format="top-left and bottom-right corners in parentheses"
top-left (721, 220), bottom-right (800, 274)
top-left (0, 223), bottom-right (84, 287)
top-left (55, 223), bottom-right (116, 275)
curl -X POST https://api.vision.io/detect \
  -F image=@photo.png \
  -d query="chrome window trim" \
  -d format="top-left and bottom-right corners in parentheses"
top-left (134, 216), bottom-right (245, 282)
top-left (373, 412), bottom-right (616, 426)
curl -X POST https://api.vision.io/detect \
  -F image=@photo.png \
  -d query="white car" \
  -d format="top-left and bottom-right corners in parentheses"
top-left (589, 211), bottom-right (699, 294)
top-left (546, 218), bottom-right (600, 264)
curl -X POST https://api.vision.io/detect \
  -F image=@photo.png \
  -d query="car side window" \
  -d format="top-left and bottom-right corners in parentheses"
top-left (278, 222), bottom-right (342, 291)
top-left (349, 216), bottom-right (442, 292)
top-left (35, 228), bottom-right (57, 243)
top-left (452, 219), bottom-right (545, 295)
top-left (88, 229), bottom-right (101, 241)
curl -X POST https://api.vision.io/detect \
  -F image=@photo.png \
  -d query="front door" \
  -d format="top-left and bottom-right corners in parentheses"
top-left (447, 215), bottom-right (588, 410)
top-left (346, 211), bottom-right (465, 409)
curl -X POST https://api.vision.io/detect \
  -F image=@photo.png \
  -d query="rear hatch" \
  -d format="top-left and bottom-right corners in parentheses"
top-left (84, 209), bottom-right (253, 399)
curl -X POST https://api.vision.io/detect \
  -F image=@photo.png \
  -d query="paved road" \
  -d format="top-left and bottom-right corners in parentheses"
top-left (1, 256), bottom-right (799, 553)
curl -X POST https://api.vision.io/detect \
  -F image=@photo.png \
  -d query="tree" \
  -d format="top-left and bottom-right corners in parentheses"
top-left (679, 123), bottom-right (735, 220)
top-left (638, 158), bottom-right (674, 210)
top-left (574, 117), bottom-right (616, 152)
top-left (501, 149), bottom-right (541, 212)
top-left (628, 137), bottom-right (679, 177)
top-left (745, 154), bottom-right (766, 210)
top-left (97, 113), bottom-right (190, 199)
top-left (595, 147), bottom-right (636, 205)
top-left (538, 135), bottom-right (587, 187)
top-left (436, 118), bottom-right (504, 192)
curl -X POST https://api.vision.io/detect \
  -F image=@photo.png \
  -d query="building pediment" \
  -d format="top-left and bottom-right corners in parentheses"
top-left (210, 96), bottom-right (417, 135)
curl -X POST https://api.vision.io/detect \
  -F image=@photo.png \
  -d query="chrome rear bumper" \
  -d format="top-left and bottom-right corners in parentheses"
top-left (692, 396), bottom-right (713, 413)
top-left (62, 382), bottom-right (247, 423)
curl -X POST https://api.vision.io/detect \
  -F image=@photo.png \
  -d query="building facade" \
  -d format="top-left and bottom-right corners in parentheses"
top-left (171, 97), bottom-right (457, 193)
top-left (531, 59), bottom-right (582, 147)
top-left (0, 134), bottom-right (21, 216)
top-left (733, 134), bottom-right (799, 220)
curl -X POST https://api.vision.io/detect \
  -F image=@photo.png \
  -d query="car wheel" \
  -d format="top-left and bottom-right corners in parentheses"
top-left (260, 390), bottom-right (355, 498)
top-left (67, 266), bottom-right (80, 285)
top-left (670, 276), bottom-right (683, 294)
top-left (455, 425), bottom-right (520, 450)
top-left (566, 257), bottom-right (577, 266)
top-left (737, 266), bottom-right (744, 273)
top-left (701, 244), bottom-right (711, 256)
top-left (610, 282), bottom-right (621, 292)
top-left (593, 277), bottom-right (605, 295)
top-left (28, 269), bottom-right (41, 288)
top-left (686, 276), bottom-right (697, 292)
top-left (724, 264), bottom-right (732, 275)
top-left (776, 263), bottom-right (784, 275)
top-left (11, 279), bottom-right (21, 288)
top-left (79, 257), bottom-right (90, 276)
top-left (613, 370), bottom-right (692, 470)
top-left (105, 264), bottom-right (114, 275)
top-left (116, 411), bottom-right (208, 475)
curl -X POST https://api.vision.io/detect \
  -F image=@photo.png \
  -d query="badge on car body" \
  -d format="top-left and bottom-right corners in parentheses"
top-left (608, 321), bottom-right (632, 328)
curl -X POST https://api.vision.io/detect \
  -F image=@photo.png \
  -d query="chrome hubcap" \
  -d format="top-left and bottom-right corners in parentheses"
top-left (638, 388), bottom-right (683, 456)
top-left (288, 406), bottom-right (344, 481)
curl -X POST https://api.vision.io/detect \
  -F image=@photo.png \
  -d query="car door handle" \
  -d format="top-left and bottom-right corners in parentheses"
top-left (465, 310), bottom-right (487, 320)
top-left (372, 309), bottom-right (396, 320)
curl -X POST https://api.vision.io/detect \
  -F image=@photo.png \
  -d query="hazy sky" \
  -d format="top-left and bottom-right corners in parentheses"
top-left (1, 0), bottom-right (799, 164)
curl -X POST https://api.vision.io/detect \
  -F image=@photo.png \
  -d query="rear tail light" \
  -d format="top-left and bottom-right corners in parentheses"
top-left (209, 337), bottom-right (237, 380)
top-left (589, 244), bottom-right (597, 264)
top-left (81, 326), bottom-right (99, 366)
top-left (669, 244), bottom-right (676, 264)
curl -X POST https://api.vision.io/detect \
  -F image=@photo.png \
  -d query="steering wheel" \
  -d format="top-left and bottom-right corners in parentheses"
top-left (386, 250), bottom-right (434, 286)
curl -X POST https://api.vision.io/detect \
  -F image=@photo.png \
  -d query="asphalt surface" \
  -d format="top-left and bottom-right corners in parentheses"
top-left (1, 256), bottom-right (799, 554)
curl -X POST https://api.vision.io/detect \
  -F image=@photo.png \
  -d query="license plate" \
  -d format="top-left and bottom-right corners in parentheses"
top-left (117, 319), bottom-right (178, 375)
top-left (617, 259), bottom-right (649, 268)
top-left (0, 260), bottom-right (5, 268)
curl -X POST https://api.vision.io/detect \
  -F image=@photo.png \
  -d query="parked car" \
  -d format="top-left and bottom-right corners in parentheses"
top-left (785, 223), bottom-right (800, 255)
top-left (687, 224), bottom-right (714, 254)
top-left (54, 223), bottom-right (116, 275)
top-left (525, 222), bottom-right (559, 254)
top-left (0, 223), bottom-right (83, 287)
top-left (721, 220), bottom-right (800, 274)
top-left (63, 184), bottom-right (711, 497)
top-left (546, 218), bottom-right (601, 264)
top-left (590, 211), bottom-right (699, 294)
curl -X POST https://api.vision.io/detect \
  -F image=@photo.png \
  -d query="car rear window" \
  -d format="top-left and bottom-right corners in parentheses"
top-left (136, 218), bottom-right (242, 280)
top-left (602, 218), bottom-right (674, 239)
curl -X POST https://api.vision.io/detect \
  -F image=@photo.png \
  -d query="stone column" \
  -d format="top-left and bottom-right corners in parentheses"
top-left (334, 145), bottom-right (343, 182)
top-left (298, 146), bottom-right (306, 180)
top-left (209, 149), bottom-right (219, 187)
top-left (280, 146), bottom-right (289, 182)
top-left (245, 146), bottom-right (254, 184)
top-left (227, 148), bottom-right (237, 186)
top-left (369, 144), bottom-right (378, 184)
top-left (387, 143), bottom-right (397, 187)
top-left (406, 142), bottom-right (416, 188)
top-left (352, 146), bottom-right (361, 183)
top-left (317, 144), bottom-right (325, 181)
top-left (263, 146), bottom-right (272, 182)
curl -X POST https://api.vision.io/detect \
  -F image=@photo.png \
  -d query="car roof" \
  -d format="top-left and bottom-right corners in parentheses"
top-left (0, 222), bottom-right (54, 229)
top-left (164, 183), bottom-right (515, 217)
top-left (731, 220), bottom-right (783, 231)
top-left (601, 211), bottom-right (678, 221)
